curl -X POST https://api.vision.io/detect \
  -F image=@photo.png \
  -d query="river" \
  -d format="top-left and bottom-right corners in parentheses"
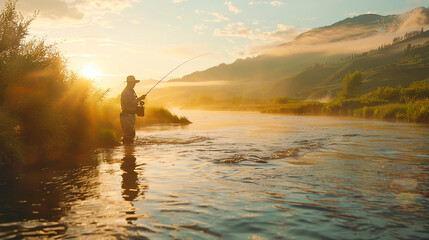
top-left (1, 110), bottom-right (428, 239)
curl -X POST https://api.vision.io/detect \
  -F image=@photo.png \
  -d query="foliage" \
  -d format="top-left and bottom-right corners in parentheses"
top-left (0, 110), bottom-right (21, 166)
top-left (263, 78), bottom-right (429, 123)
top-left (262, 102), bottom-right (324, 115)
top-left (273, 97), bottom-right (289, 104)
top-left (0, 1), bottom-right (192, 166)
top-left (352, 100), bottom-right (429, 122)
top-left (337, 71), bottom-right (363, 99)
top-left (136, 107), bottom-right (191, 126)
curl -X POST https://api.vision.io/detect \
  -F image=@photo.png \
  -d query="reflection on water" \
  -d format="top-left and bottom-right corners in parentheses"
top-left (0, 110), bottom-right (428, 239)
top-left (121, 145), bottom-right (147, 224)
top-left (121, 146), bottom-right (140, 202)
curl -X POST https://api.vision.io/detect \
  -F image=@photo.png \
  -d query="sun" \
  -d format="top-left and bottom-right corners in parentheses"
top-left (81, 64), bottom-right (100, 79)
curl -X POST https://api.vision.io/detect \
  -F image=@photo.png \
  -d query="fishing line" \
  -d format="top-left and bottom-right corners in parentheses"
top-left (145, 53), bottom-right (212, 96)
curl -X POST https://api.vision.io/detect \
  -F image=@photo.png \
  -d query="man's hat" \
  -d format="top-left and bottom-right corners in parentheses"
top-left (126, 75), bottom-right (140, 83)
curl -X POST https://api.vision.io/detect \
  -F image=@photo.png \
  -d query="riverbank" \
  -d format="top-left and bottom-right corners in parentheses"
top-left (262, 81), bottom-right (429, 123)
top-left (262, 99), bottom-right (429, 123)
top-left (180, 81), bottom-right (429, 123)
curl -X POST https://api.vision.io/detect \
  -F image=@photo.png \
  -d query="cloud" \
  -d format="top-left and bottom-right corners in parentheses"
top-left (56, 35), bottom-right (146, 54)
top-left (64, 53), bottom-right (111, 58)
top-left (230, 41), bottom-right (278, 58)
top-left (397, 7), bottom-right (429, 32)
top-left (258, 24), bottom-right (300, 40)
top-left (348, 10), bottom-right (377, 16)
top-left (215, 23), bottom-right (301, 57)
top-left (8, 0), bottom-right (139, 22)
top-left (75, 0), bottom-right (139, 13)
top-left (193, 23), bottom-right (208, 34)
top-left (204, 12), bottom-right (229, 22)
top-left (130, 19), bottom-right (143, 24)
top-left (12, 0), bottom-right (84, 20)
top-left (249, 1), bottom-right (284, 6)
top-left (269, 1), bottom-right (283, 6)
top-left (172, 0), bottom-right (185, 3)
top-left (224, 2), bottom-right (241, 14)
top-left (213, 23), bottom-right (254, 38)
top-left (213, 23), bottom-right (300, 41)
top-left (160, 44), bottom-right (209, 57)
top-left (263, 9), bottom-right (429, 57)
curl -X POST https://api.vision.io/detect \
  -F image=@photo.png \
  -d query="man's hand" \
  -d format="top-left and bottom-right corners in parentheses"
top-left (138, 95), bottom-right (146, 101)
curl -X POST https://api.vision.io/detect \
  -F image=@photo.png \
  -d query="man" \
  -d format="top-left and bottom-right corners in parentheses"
top-left (120, 75), bottom-right (145, 144)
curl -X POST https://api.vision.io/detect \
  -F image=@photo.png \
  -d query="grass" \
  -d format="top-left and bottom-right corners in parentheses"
top-left (262, 101), bottom-right (324, 115)
top-left (262, 100), bottom-right (429, 123)
top-left (352, 100), bottom-right (429, 122)
top-left (137, 107), bottom-right (191, 126)
top-left (261, 81), bottom-right (429, 123)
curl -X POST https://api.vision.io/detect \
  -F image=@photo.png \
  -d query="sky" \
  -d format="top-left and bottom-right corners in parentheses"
top-left (2, 0), bottom-right (429, 90)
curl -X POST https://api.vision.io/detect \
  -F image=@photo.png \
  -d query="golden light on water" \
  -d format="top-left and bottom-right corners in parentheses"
top-left (81, 64), bottom-right (100, 80)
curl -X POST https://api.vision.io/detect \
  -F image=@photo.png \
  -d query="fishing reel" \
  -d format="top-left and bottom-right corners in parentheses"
top-left (136, 100), bottom-right (145, 117)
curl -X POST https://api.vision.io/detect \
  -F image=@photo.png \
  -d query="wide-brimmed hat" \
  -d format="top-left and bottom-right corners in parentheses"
top-left (126, 75), bottom-right (140, 83)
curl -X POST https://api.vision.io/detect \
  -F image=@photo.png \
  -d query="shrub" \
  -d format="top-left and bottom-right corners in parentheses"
top-left (0, 1), bottom-right (120, 165)
top-left (136, 107), bottom-right (192, 126)
top-left (274, 97), bottom-right (289, 104)
top-left (400, 81), bottom-right (429, 102)
top-left (337, 71), bottom-right (363, 99)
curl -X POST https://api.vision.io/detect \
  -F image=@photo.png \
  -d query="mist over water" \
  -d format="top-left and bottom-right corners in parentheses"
top-left (0, 111), bottom-right (428, 239)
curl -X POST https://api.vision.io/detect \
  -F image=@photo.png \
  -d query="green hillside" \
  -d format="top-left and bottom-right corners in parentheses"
top-left (269, 30), bottom-right (429, 100)
top-left (150, 7), bottom-right (429, 107)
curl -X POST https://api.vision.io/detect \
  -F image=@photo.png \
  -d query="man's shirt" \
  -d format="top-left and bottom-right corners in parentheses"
top-left (121, 87), bottom-right (138, 114)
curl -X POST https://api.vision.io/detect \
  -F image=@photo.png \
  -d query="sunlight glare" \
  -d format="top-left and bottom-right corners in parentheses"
top-left (81, 64), bottom-right (100, 80)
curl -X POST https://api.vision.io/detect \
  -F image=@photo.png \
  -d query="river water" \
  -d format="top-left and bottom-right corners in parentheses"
top-left (1, 110), bottom-right (428, 239)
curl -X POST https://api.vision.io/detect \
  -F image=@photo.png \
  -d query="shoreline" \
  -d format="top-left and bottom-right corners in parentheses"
top-left (177, 104), bottom-right (429, 124)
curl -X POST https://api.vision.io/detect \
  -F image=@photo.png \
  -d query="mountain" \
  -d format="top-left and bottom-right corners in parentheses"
top-left (149, 7), bottom-right (429, 106)
top-left (268, 30), bottom-right (429, 100)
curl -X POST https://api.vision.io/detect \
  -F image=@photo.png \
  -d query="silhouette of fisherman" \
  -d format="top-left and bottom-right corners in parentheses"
top-left (121, 145), bottom-right (140, 224)
top-left (120, 75), bottom-right (145, 144)
top-left (121, 146), bottom-right (139, 202)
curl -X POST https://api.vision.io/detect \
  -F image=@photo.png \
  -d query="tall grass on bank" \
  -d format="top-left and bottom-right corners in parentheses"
top-left (137, 107), bottom-right (191, 126)
top-left (263, 102), bottom-right (324, 115)
top-left (352, 100), bottom-right (429, 122)
top-left (263, 80), bottom-right (429, 123)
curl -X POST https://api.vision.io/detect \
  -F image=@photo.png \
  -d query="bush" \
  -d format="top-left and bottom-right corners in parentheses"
top-left (136, 107), bottom-right (192, 126)
top-left (263, 101), bottom-right (324, 115)
top-left (263, 80), bottom-right (429, 123)
top-left (0, 110), bottom-right (21, 166)
top-left (96, 128), bottom-right (119, 147)
top-left (337, 71), bottom-right (363, 99)
top-left (0, 1), bottom-right (120, 165)
top-left (274, 97), bottom-right (289, 104)
top-left (361, 86), bottom-right (401, 103)
top-left (400, 81), bottom-right (429, 102)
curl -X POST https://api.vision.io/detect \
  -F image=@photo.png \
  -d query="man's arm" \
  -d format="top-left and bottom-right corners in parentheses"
top-left (138, 95), bottom-right (146, 101)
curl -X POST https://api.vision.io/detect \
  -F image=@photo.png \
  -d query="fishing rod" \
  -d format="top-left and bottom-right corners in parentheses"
top-left (144, 53), bottom-right (211, 96)
top-left (136, 53), bottom-right (211, 117)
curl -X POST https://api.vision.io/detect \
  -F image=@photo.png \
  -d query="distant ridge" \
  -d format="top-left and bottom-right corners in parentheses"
top-left (151, 7), bottom-right (429, 106)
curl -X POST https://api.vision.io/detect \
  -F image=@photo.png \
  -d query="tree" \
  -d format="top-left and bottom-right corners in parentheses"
top-left (0, 0), bottom-right (36, 102)
top-left (338, 71), bottom-right (363, 99)
top-left (0, 0), bottom-right (116, 165)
